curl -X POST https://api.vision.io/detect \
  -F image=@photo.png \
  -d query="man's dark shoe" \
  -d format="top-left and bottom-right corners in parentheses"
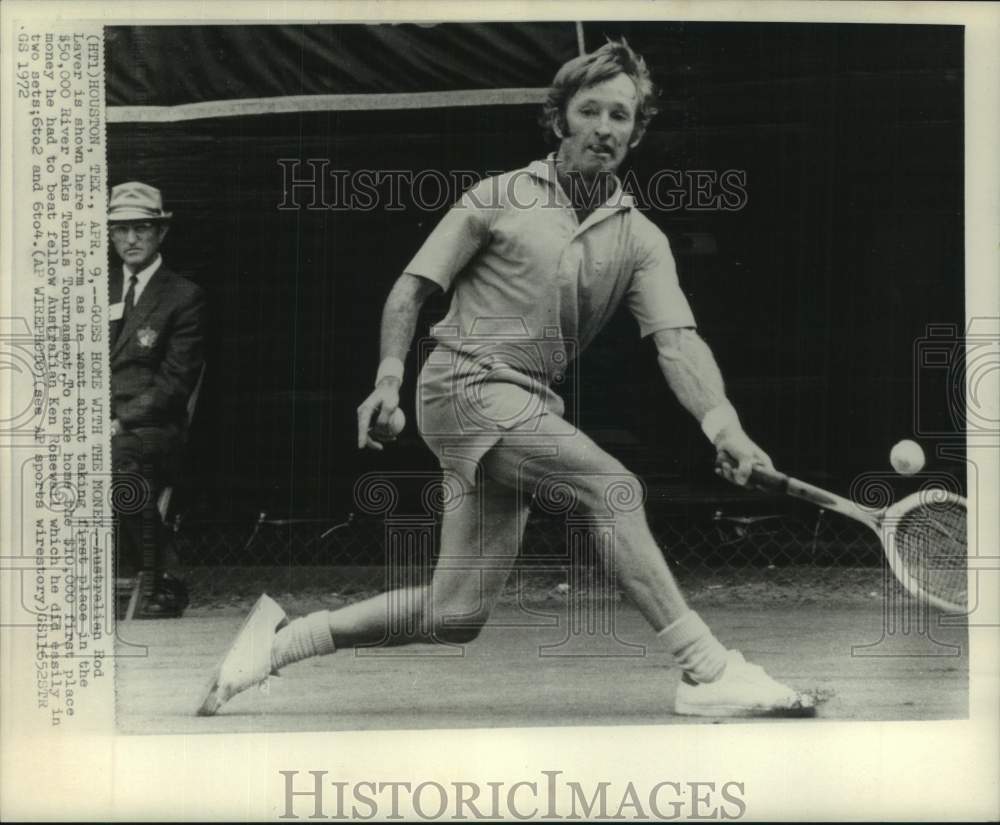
top-left (138, 573), bottom-right (189, 618)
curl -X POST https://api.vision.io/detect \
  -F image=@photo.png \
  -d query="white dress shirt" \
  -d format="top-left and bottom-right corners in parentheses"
top-left (122, 255), bottom-right (164, 304)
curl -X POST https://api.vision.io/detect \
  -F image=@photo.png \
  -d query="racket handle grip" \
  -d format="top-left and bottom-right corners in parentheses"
top-left (748, 466), bottom-right (790, 494)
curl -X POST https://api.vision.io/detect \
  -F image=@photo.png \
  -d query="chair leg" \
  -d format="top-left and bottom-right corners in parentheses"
top-left (124, 571), bottom-right (144, 622)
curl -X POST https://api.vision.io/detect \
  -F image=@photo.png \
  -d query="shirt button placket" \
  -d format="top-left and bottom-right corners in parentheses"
top-left (554, 213), bottom-right (574, 277)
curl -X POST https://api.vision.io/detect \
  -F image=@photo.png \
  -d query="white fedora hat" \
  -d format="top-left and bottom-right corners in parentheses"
top-left (108, 181), bottom-right (173, 222)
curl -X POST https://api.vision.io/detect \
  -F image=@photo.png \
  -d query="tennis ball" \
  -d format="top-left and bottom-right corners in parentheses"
top-left (890, 439), bottom-right (925, 475)
top-left (372, 407), bottom-right (406, 442)
top-left (387, 407), bottom-right (406, 436)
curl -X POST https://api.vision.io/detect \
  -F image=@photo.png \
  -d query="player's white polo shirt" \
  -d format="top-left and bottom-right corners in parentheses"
top-left (407, 156), bottom-right (697, 481)
top-left (406, 155), bottom-right (696, 384)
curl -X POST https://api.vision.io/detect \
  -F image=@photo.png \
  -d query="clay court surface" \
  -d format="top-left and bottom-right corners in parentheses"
top-left (115, 576), bottom-right (968, 734)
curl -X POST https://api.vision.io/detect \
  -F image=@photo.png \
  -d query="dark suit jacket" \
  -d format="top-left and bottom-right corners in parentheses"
top-left (110, 263), bottom-right (206, 437)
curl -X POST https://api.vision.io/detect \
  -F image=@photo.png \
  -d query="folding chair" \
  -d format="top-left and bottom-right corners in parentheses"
top-left (120, 363), bottom-right (207, 621)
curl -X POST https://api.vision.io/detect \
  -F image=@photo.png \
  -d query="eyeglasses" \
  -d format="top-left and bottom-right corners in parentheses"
top-left (109, 222), bottom-right (159, 239)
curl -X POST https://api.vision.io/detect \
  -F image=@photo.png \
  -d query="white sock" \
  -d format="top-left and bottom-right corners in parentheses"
top-left (270, 611), bottom-right (336, 672)
top-left (658, 610), bottom-right (728, 684)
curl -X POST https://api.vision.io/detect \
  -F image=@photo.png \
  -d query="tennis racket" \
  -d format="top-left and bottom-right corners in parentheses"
top-left (749, 466), bottom-right (967, 613)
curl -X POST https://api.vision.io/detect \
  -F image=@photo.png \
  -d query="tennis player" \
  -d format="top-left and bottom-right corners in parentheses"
top-left (199, 39), bottom-right (813, 717)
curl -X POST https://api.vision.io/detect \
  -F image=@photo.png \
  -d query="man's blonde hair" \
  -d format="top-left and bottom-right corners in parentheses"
top-left (541, 37), bottom-right (659, 144)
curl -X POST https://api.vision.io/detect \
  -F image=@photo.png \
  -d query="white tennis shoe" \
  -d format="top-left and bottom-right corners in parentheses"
top-left (196, 594), bottom-right (288, 716)
top-left (674, 650), bottom-right (816, 717)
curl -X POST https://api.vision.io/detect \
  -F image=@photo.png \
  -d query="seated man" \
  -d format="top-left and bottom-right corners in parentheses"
top-left (108, 181), bottom-right (206, 617)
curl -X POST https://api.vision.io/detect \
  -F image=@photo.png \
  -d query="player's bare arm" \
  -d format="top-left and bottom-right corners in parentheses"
top-left (356, 273), bottom-right (439, 451)
top-left (652, 327), bottom-right (773, 486)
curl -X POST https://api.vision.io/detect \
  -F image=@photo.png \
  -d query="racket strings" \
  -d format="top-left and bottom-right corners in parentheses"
top-left (893, 501), bottom-right (967, 608)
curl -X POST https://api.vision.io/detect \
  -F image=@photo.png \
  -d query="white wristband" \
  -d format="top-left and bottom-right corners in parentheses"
top-left (375, 356), bottom-right (405, 387)
top-left (700, 401), bottom-right (740, 444)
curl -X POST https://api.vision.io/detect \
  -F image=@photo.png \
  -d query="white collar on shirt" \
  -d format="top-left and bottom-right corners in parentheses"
top-left (528, 153), bottom-right (635, 211)
top-left (122, 255), bottom-right (163, 304)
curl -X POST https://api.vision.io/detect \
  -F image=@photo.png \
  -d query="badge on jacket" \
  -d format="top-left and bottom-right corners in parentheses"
top-left (137, 327), bottom-right (158, 348)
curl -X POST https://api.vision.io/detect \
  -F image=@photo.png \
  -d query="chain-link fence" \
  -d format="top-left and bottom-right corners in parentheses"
top-left (163, 477), bottom-right (886, 607)
top-left (170, 507), bottom-right (881, 571)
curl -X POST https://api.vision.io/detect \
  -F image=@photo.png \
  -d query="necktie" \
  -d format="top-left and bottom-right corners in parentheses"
top-left (121, 274), bottom-right (137, 327)
top-left (114, 275), bottom-right (137, 346)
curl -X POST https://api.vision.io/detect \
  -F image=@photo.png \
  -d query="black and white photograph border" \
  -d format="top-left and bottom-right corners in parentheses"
top-left (1, 1), bottom-right (998, 822)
